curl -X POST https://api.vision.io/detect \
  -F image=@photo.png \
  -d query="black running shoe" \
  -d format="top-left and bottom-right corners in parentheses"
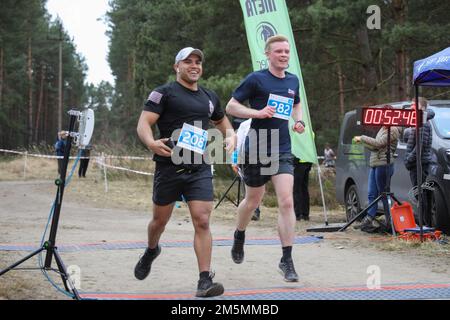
top-left (134, 245), bottom-right (161, 280)
top-left (251, 209), bottom-right (260, 221)
top-left (196, 272), bottom-right (224, 298)
top-left (278, 258), bottom-right (299, 282)
top-left (231, 237), bottom-right (245, 264)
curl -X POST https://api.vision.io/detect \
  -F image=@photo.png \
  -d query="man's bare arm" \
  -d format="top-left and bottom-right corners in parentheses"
top-left (225, 97), bottom-right (275, 119)
top-left (211, 116), bottom-right (236, 153)
top-left (137, 111), bottom-right (172, 157)
top-left (291, 102), bottom-right (305, 133)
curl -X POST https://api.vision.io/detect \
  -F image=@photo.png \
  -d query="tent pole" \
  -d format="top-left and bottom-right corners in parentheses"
top-left (414, 85), bottom-right (424, 242)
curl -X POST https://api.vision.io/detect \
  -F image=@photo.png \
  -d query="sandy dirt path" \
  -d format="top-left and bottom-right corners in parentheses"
top-left (0, 180), bottom-right (449, 300)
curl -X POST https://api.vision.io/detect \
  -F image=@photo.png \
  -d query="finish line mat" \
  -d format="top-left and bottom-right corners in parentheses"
top-left (0, 236), bottom-right (322, 252)
top-left (79, 283), bottom-right (450, 300)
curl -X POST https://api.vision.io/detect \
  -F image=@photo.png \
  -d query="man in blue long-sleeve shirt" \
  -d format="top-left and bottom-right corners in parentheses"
top-left (55, 131), bottom-right (68, 176)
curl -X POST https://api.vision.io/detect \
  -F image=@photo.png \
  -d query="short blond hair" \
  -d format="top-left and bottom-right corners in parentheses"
top-left (265, 35), bottom-right (289, 52)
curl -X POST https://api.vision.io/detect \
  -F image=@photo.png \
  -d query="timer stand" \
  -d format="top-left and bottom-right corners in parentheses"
top-left (339, 126), bottom-right (400, 234)
top-left (215, 167), bottom-right (243, 209)
top-left (0, 111), bottom-right (90, 300)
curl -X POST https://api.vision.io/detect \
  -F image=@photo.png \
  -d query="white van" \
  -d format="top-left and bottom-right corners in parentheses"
top-left (335, 100), bottom-right (450, 234)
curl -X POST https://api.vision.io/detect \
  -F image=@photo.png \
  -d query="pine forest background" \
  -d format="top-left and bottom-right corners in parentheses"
top-left (1, 0), bottom-right (449, 154)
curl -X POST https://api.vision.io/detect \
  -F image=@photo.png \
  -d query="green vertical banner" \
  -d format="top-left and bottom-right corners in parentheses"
top-left (239, 0), bottom-right (318, 164)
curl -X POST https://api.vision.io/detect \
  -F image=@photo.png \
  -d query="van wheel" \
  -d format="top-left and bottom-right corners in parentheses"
top-left (345, 184), bottom-right (361, 222)
top-left (430, 185), bottom-right (450, 234)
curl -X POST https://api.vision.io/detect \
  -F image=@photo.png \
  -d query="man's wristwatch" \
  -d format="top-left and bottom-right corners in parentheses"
top-left (296, 120), bottom-right (306, 127)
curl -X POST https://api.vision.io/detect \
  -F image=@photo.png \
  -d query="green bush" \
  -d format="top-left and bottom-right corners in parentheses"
top-left (200, 73), bottom-right (242, 107)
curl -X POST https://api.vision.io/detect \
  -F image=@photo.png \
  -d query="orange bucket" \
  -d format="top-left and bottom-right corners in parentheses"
top-left (390, 201), bottom-right (416, 232)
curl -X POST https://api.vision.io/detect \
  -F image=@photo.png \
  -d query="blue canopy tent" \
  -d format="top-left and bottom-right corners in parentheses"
top-left (414, 47), bottom-right (450, 86)
top-left (413, 46), bottom-right (450, 240)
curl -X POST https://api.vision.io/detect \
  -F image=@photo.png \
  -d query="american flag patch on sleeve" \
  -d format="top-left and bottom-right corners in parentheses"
top-left (148, 91), bottom-right (163, 104)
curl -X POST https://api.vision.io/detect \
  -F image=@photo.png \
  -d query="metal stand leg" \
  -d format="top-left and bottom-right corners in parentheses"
top-left (338, 194), bottom-right (384, 231)
top-left (0, 245), bottom-right (81, 300)
top-left (215, 175), bottom-right (241, 209)
top-left (0, 247), bottom-right (45, 276)
top-left (384, 194), bottom-right (397, 236)
top-left (53, 248), bottom-right (81, 299)
top-left (339, 192), bottom-right (400, 235)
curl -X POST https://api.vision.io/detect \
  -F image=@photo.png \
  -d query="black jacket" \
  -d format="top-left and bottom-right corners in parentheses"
top-left (404, 109), bottom-right (435, 170)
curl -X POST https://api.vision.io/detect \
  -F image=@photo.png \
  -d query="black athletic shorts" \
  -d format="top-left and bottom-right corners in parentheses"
top-left (152, 162), bottom-right (214, 206)
top-left (241, 153), bottom-right (294, 188)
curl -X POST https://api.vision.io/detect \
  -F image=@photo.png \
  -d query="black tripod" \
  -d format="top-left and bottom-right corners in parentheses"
top-left (0, 111), bottom-right (81, 300)
top-left (339, 126), bottom-right (400, 234)
top-left (215, 166), bottom-right (244, 209)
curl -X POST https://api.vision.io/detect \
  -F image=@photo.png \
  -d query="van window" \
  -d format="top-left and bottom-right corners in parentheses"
top-left (342, 113), bottom-right (362, 144)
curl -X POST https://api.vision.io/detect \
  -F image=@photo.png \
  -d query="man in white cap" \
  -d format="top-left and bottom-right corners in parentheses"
top-left (135, 47), bottom-right (235, 297)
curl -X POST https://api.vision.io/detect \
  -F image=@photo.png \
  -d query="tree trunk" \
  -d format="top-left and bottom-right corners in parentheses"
top-left (405, 53), bottom-right (411, 99)
top-left (44, 85), bottom-right (49, 142)
top-left (356, 24), bottom-right (378, 96)
top-left (58, 39), bottom-right (62, 132)
top-left (126, 53), bottom-right (135, 119)
top-left (34, 64), bottom-right (45, 142)
top-left (395, 50), bottom-right (407, 100)
top-left (336, 63), bottom-right (345, 118)
top-left (392, 0), bottom-right (408, 100)
top-left (27, 37), bottom-right (33, 146)
top-left (0, 47), bottom-right (3, 107)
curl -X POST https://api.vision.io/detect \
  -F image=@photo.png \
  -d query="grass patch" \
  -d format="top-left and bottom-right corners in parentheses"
top-left (374, 235), bottom-right (450, 257)
top-left (0, 273), bottom-right (35, 300)
top-left (0, 156), bottom-right (57, 181)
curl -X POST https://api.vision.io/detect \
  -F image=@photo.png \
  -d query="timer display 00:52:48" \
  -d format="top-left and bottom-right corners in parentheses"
top-left (362, 107), bottom-right (417, 127)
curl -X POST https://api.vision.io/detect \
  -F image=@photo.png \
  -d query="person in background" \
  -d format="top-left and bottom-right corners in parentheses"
top-left (293, 158), bottom-right (312, 221)
top-left (353, 109), bottom-right (400, 232)
top-left (55, 131), bottom-right (68, 176)
top-left (323, 143), bottom-right (336, 167)
top-left (251, 207), bottom-right (261, 221)
top-left (404, 97), bottom-right (434, 226)
top-left (78, 145), bottom-right (92, 178)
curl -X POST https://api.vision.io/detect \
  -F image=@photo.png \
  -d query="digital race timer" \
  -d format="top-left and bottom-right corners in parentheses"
top-left (361, 107), bottom-right (417, 127)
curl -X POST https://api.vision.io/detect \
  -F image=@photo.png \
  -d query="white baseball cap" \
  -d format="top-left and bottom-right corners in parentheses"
top-left (175, 47), bottom-right (204, 64)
